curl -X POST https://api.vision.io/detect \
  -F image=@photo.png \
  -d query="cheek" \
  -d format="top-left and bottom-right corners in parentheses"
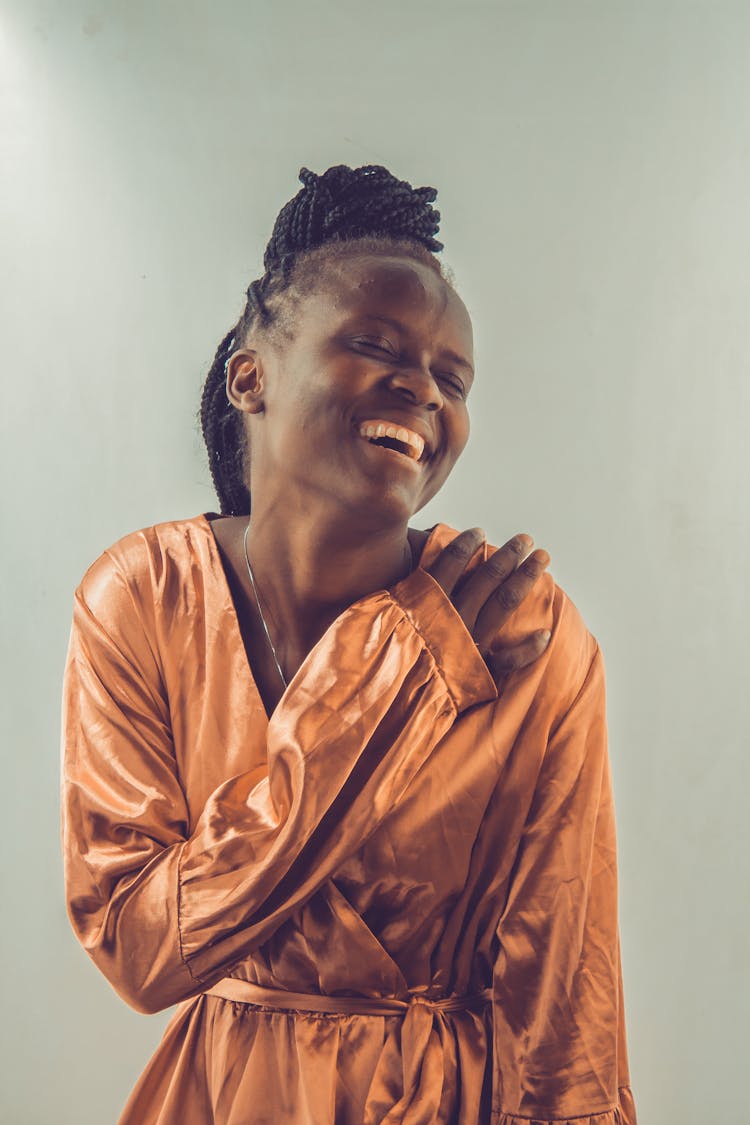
top-left (274, 371), bottom-right (326, 426)
top-left (297, 357), bottom-right (360, 406)
top-left (450, 406), bottom-right (471, 456)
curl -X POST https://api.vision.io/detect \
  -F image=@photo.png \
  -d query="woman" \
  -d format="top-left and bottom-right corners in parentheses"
top-left (61, 164), bottom-right (636, 1124)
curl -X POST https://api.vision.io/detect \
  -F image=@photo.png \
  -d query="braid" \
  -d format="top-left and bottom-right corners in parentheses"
top-left (199, 328), bottom-right (250, 517)
top-left (199, 164), bottom-right (446, 516)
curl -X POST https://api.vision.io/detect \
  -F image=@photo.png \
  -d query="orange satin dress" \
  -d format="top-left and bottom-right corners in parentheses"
top-left (61, 514), bottom-right (636, 1124)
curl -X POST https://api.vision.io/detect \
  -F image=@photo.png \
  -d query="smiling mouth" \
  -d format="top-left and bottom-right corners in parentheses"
top-left (356, 420), bottom-right (427, 463)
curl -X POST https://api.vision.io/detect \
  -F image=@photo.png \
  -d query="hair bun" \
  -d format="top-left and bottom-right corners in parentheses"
top-left (263, 163), bottom-right (443, 272)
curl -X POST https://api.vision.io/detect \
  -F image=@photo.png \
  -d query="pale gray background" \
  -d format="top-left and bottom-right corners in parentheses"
top-left (2, 1), bottom-right (748, 1122)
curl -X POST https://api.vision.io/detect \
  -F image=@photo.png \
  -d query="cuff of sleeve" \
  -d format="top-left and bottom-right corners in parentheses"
top-left (389, 567), bottom-right (498, 715)
top-left (491, 1087), bottom-right (637, 1125)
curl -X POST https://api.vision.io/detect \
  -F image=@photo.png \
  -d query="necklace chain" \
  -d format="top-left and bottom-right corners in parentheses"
top-left (243, 522), bottom-right (288, 690)
top-left (242, 522), bottom-right (415, 694)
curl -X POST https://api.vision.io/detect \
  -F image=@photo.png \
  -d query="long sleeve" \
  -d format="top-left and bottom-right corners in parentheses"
top-left (490, 643), bottom-right (636, 1124)
top-left (61, 552), bottom-right (497, 1015)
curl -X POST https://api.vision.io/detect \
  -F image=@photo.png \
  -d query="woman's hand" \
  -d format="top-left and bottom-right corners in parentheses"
top-left (426, 528), bottom-right (551, 689)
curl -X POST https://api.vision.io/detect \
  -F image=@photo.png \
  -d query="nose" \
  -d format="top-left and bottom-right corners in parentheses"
top-left (386, 365), bottom-right (444, 412)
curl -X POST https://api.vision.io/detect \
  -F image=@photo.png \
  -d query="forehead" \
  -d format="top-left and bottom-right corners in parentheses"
top-left (303, 254), bottom-right (473, 346)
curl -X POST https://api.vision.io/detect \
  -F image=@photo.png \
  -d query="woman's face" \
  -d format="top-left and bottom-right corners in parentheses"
top-left (237, 253), bottom-right (475, 526)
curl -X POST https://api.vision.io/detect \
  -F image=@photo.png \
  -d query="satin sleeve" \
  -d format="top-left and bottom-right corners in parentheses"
top-left (61, 556), bottom-right (497, 1015)
top-left (490, 644), bottom-right (636, 1125)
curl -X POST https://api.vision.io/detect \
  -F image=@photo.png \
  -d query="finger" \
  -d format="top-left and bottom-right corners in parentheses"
top-left (426, 527), bottom-right (486, 597)
top-left (472, 549), bottom-right (551, 654)
top-left (484, 629), bottom-right (551, 684)
top-left (453, 533), bottom-right (536, 626)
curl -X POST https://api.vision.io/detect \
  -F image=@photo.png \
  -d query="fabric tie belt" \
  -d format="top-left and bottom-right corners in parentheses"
top-left (204, 977), bottom-right (494, 1121)
top-left (204, 976), bottom-right (493, 1016)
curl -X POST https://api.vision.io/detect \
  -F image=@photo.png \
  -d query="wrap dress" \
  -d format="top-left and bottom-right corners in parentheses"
top-left (61, 514), bottom-right (637, 1124)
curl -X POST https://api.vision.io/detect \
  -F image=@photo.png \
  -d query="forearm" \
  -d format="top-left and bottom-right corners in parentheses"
top-left (63, 566), bottom-right (497, 1013)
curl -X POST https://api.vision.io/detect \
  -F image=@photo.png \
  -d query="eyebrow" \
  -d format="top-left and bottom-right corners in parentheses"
top-left (353, 313), bottom-right (475, 376)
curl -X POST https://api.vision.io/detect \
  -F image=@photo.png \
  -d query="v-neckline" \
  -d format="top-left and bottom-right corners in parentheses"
top-left (198, 512), bottom-right (442, 725)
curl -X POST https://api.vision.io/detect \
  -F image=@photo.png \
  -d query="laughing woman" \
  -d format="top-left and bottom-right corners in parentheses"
top-left (61, 164), bottom-right (636, 1124)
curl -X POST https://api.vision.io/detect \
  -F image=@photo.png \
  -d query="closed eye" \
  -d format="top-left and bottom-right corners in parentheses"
top-left (437, 374), bottom-right (467, 398)
top-left (352, 337), bottom-right (397, 357)
top-left (352, 339), bottom-right (468, 398)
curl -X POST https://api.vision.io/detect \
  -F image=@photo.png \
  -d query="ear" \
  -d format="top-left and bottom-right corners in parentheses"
top-left (226, 348), bottom-right (265, 414)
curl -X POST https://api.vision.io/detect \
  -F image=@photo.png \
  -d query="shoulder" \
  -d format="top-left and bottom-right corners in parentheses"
top-left (496, 562), bottom-right (599, 716)
top-left (74, 514), bottom-right (214, 625)
top-left (427, 522), bottom-right (600, 714)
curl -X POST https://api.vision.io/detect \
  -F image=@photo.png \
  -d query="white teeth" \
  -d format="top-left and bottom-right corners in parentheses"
top-left (357, 420), bottom-right (427, 461)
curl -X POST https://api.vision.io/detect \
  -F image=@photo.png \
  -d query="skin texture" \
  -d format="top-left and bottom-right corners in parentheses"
top-left (214, 253), bottom-right (549, 717)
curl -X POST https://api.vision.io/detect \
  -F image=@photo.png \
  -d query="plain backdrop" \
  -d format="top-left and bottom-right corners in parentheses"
top-left (2, 2), bottom-right (749, 1122)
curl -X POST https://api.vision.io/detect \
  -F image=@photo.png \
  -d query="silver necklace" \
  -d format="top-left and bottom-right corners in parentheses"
top-left (242, 524), bottom-right (415, 692)
top-left (243, 522), bottom-right (288, 689)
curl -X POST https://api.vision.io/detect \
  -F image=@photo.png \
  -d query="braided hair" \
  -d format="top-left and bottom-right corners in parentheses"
top-left (199, 164), bottom-right (449, 516)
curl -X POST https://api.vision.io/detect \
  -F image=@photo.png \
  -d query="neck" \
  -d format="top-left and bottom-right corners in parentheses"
top-left (243, 500), bottom-right (416, 663)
